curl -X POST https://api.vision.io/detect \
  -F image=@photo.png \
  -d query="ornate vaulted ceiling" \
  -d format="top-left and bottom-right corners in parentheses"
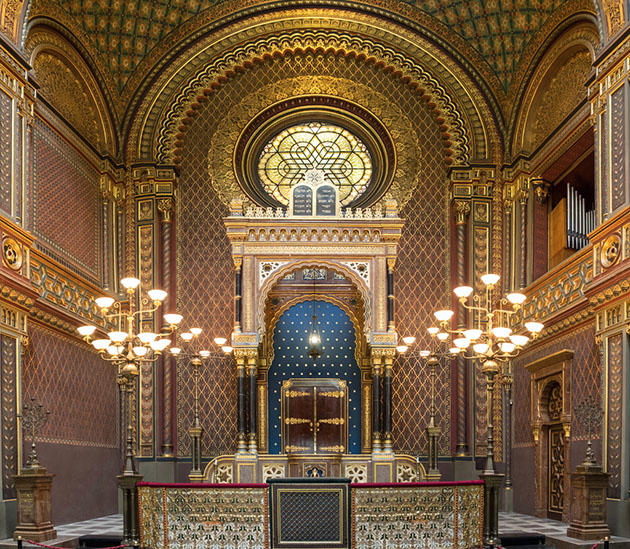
top-left (28, 0), bottom-right (596, 96)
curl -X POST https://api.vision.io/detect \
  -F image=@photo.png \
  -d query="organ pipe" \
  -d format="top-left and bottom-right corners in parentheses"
top-left (566, 183), bottom-right (594, 250)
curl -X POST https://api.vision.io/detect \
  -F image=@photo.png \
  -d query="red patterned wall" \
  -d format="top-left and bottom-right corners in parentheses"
top-left (32, 117), bottom-right (100, 279)
top-left (393, 129), bottom-right (449, 455)
top-left (512, 322), bottom-right (600, 447)
top-left (22, 323), bottom-right (118, 448)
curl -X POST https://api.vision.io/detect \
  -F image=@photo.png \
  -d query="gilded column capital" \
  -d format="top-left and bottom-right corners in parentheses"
top-left (518, 187), bottom-right (529, 205)
top-left (530, 178), bottom-right (551, 204)
top-left (372, 347), bottom-right (396, 359)
top-left (453, 200), bottom-right (471, 225)
top-left (233, 257), bottom-right (243, 272)
top-left (387, 258), bottom-right (396, 272)
top-left (157, 197), bottom-right (174, 222)
top-left (234, 348), bottom-right (258, 360)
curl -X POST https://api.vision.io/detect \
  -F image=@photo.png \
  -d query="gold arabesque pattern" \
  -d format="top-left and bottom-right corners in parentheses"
top-left (206, 54), bottom-right (424, 210)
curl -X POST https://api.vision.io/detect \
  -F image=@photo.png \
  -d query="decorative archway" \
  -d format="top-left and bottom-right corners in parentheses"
top-left (525, 350), bottom-right (573, 521)
top-left (265, 299), bottom-right (362, 455)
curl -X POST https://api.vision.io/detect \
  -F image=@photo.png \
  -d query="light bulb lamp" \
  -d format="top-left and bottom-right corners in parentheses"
top-left (169, 332), bottom-right (231, 480)
top-left (435, 275), bottom-right (543, 547)
top-left (308, 280), bottom-right (322, 360)
top-left (78, 279), bottom-right (182, 546)
top-left (397, 334), bottom-right (456, 480)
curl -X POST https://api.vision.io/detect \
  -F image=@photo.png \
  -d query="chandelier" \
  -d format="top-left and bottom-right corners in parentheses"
top-left (429, 272), bottom-right (543, 546)
top-left (77, 277), bottom-right (183, 368)
top-left (77, 276), bottom-right (184, 546)
top-left (307, 279), bottom-right (322, 360)
top-left (169, 331), bottom-right (232, 479)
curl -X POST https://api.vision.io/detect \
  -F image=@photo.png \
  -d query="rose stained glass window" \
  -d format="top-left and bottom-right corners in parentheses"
top-left (258, 122), bottom-right (372, 205)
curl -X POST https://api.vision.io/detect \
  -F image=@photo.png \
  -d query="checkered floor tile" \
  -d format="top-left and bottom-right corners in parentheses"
top-left (55, 515), bottom-right (123, 537)
top-left (499, 511), bottom-right (569, 536)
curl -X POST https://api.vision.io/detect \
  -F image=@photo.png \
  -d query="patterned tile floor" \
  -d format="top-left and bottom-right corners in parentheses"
top-left (55, 515), bottom-right (123, 537)
top-left (499, 511), bottom-right (569, 537)
top-left (53, 511), bottom-right (566, 537)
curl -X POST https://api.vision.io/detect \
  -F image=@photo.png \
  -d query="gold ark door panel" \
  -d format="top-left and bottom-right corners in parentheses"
top-left (282, 379), bottom-right (348, 454)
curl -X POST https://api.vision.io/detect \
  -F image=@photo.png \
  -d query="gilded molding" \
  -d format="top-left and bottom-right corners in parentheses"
top-left (25, 26), bottom-right (116, 153)
top-left (156, 29), bottom-right (470, 166)
top-left (206, 75), bottom-right (420, 210)
top-left (602, 0), bottom-right (625, 36)
top-left (0, 0), bottom-right (25, 43)
top-left (257, 260), bottom-right (372, 341)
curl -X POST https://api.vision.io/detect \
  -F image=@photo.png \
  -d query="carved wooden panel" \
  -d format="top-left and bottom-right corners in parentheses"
top-left (1, 334), bottom-right (17, 499)
top-left (610, 86), bottom-right (626, 212)
top-left (548, 425), bottom-right (565, 518)
top-left (606, 332), bottom-right (623, 499)
top-left (282, 379), bottom-right (347, 454)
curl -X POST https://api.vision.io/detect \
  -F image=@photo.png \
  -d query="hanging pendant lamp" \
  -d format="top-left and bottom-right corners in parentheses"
top-left (307, 278), bottom-right (322, 360)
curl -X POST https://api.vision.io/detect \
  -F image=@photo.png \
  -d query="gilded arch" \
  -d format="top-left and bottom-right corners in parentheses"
top-left (125, 8), bottom-right (503, 166)
top-left (266, 293), bottom-right (364, 367)
top-left (25, 25), bottom-right (117, 153)
top-left (511, 20), bottom-right (599, 157)
top-left (257, 260), bottom-right (371, 343)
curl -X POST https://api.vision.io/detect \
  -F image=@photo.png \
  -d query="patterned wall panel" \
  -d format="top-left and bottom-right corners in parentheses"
top-left (606, 332), bottom-right (623, 499)
top-left (176, 355), bottom-right (237, 456)
top-left (22, 324), bottom-right (117, 447)
top-left (138, 222), bottom-right (155, 457)
top-left (268, 301), bottom-right (361, 454)
top-left (393, 101), bottom-right (449, 455)
top-left (176, 52), bottom-right (450, 456)
top-left (610, 86), bottom-right (626, 212)
top-left (0, 90), bottom-right (11, 215)
top-left (512, 323), bottom-right (599, 447)
top-left (176, 88), bottom-right (236, 457)
top-left (32, 117), bottom-right (100, 279)
top-left (1, 334), bottom-right (17, 499)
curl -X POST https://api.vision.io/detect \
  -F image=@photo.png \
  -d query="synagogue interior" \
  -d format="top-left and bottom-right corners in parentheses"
top-left (0, 0), bottom-right (629, 547)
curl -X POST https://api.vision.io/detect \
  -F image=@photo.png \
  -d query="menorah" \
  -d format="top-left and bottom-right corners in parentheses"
top-left (19, 397), bottom-right (50, 471)
top-left (574, 396), bottom-right (603, 466)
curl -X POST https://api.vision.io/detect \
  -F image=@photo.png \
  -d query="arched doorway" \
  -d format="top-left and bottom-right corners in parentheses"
top-left (267, 299), bottom-right (362, 454)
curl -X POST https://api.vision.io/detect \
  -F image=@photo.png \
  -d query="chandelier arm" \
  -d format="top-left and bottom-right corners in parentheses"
top-left (129, 303), bottom-right (162, 318)
top-left (459, 303), bottom-right (491, 314)
top-left (492, 308), bottom-right (519, 316)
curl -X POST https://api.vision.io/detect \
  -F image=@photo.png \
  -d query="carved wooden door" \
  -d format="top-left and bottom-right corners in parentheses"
top-left (281, 378), bottom-right (347, 454)
top-left (548, 425), bottom-right (565, 520)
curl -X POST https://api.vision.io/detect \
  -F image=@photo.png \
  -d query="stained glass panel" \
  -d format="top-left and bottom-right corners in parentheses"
top-left (258, 122), bottom-right (372, 205)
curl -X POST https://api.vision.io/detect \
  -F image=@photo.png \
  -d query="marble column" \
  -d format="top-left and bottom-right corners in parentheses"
top-left (382, 354), bottom-right (393, 453)
top-left (247, 356), bottom-right (258, 453)
top-left (236, 354), bottom-right (248, 453)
